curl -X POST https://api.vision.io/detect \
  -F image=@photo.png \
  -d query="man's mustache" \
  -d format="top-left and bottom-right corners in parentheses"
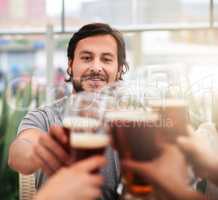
top-left (81, 72), bottom-right (108, 82)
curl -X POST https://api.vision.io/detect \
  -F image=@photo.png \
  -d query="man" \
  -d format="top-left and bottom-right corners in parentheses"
top-left (8, 23), bottom-right (129, 200)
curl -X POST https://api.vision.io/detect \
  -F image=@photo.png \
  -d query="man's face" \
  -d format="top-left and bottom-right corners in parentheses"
top-left (68, 34), bottom-right (119, 92)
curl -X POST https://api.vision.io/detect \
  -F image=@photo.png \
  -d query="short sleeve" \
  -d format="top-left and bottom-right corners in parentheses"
top-left (17, 108), bottom-right (52, 134)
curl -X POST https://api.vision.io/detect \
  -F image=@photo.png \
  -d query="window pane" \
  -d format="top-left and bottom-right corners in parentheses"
top-left (0, 34), bottom-right (72, 103)
top-left (126, 30), bottom-right (218, 70)
top-left (214, 0), bottom-right (218, 24)
top-left (65, 0), bottom-right (210, 31)
top-left (0, 0), bottom-right (61, 32)
top-left (0, 35), bottom-right (46, 77)
top-left (126, 30), bottom-right (218, 123)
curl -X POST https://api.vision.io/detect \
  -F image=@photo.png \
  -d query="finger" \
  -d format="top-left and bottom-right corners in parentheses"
top-left (39, 161), bottom-right (53, 176)
top-left (83, 187), bottom-right (102, 200)
top-left (33, 145), bottom-right (54, 176)
top-left (186, 124), bottom-right (195, 137)
top-left (72, 156), bottom-right (107, 172)
top-left (176, 125), bottom-right (195, 154)
top-left (122, 159), bottom-right (150, 175)
top-left (49, 125), bottom-right (68, 144)
top-left (87, 174), bottom-right (104, 187)
top-left (161, 143), bottom-right (180, 154)
top-left (39, 134), bottom-right (72, 165)
top-left (177, 136), bottom-right (194, 156)
top-left (34, 142), bottom-right (62, 173)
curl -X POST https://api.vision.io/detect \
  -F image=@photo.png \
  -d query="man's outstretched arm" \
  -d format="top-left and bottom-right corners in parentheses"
top-left (8, 129), bottom-right (43, 174)
top-left (8, 126), bottom-right (72, 176)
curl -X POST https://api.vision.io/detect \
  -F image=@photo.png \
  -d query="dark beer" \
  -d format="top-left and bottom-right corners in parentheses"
top-left (70, 133), bottom-right (110, 161)
top-left (63, 116), bottom-right (110, 161)
top-left (106, 110), bottom-right (160, 196)
top-left (149, 99), bottom-right (189, 142)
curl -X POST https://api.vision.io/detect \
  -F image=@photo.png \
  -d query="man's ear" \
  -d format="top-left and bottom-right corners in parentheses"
top-left (116, 70), bottom-right (122, 80)
top-left (67, 59), bottom-right (73, 77)
top-left (68, 59), bottom-right (73, 68)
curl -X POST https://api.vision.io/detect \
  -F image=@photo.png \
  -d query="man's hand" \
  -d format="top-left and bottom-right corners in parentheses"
top-left (32, 125), bottom-right (72, 176)
top-left (35, 156), bottom-right (106, 200)
top-left (122, 144), bottom-right (204, 200)
top-left (177, 125), bottom-right (218, 185)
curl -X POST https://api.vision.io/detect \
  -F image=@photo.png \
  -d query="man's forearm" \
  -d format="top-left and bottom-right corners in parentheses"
top-left (157, 188), bottom-right (205, 200)
top-left (8, 130), bottom-right (42, 174)
top-left (8, 138), bottom-right (39, 174)
top-left (184, 191), bottom-right (206, 200)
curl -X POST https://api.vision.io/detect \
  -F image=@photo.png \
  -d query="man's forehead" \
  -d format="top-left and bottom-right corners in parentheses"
top-left (75, 35), bottom-right (117, 55)
top-left (79, 50), bottom-right (115, 57)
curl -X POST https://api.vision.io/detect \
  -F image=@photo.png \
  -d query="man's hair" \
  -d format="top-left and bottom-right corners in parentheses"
top-left (66, 23), bottom-right (129, 81)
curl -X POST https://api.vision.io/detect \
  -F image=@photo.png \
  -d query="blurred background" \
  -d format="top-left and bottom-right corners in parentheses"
top-left (1, 0), bottom-right (218, 199)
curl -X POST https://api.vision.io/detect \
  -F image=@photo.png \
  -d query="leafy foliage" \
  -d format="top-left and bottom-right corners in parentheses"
top-left (0, 79), bottom-right (32, 200)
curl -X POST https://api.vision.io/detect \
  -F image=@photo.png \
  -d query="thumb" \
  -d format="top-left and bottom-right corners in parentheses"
top-left (122, 159), bottom-right (151, 175)
top-left (122, 160), bottom-right (157, 185)
top-left (177, 136), bottom-right (194, 156)
top-left (72, 156), bottom-right (107, 172)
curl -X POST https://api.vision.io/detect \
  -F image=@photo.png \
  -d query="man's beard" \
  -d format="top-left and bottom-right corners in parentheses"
top-left (72, 79), bottom-right (84, 92)
top-left (72, 70), bottom-right (110, 93)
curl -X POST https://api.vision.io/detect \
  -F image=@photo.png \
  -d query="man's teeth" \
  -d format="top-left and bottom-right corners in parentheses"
top-left (90, 78), bottom-right (104, 81)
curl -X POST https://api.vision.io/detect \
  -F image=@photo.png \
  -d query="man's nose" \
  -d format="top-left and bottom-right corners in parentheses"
top-left (90, 59), bottom-right (103, 72)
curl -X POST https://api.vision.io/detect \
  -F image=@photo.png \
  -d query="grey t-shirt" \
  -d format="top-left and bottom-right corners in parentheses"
top-left (17, 96), bottom-right (121, 200)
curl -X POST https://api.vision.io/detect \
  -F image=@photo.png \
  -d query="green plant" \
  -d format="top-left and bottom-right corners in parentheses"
top-left (0, 79), bottom-right (33, 200)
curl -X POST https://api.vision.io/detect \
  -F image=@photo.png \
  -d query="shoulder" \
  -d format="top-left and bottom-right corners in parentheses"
top-left (18, 96), bottom-right (69, 134)
top-left (38, 96), bottom-right (69, 116)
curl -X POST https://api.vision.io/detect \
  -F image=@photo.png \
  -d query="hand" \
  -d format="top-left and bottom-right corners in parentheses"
top-left (177, 125), bottom-right (218, 185)
top-left (122, 144), bottom-right (204, 200)
top-left (35, 156), bottom-right (106, 200)
top-left (32, 125), bottom-right (72, 176)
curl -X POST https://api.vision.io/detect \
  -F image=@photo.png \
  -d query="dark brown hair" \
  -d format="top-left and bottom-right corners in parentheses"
top-left (66, 23), bottom-right (129, 82)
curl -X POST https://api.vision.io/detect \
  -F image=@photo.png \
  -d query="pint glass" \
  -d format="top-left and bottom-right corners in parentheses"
top-left (63, 92), bottom-right (110, 161)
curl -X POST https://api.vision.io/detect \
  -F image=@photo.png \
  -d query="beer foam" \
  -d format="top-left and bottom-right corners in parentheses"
top-left (105, 110), bottom-right (159, 122)
top-left (70, 133), bottom-right (110, 149)
top-left (63, 116), bottom-right (100, 129)
top-left (149, 99), bottom-right (186, 108)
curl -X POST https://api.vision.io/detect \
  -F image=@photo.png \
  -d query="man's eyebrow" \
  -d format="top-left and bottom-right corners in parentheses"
top-left (102, 53), bottom-right (115, 58)
top-left (79, 50), bottom-right (92, 55)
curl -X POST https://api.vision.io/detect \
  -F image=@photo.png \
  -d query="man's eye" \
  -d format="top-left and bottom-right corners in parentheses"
top-left (103, 58), bottom-right (112, 63)
top-left (81, 56), bottom-right (91, 61)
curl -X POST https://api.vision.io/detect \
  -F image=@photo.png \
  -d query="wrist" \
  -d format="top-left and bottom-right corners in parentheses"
top-left (186, 191), bottom-right (205, 200)
top-left (172, 186), bottom-right (205, 200)
top-left (207, 158), bottom-right (218, 186)
top-left (34, 186), bottom-right (52, 200)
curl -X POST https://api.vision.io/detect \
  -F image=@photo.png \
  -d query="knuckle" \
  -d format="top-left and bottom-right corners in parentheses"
top-left (32, 143), bottom-right (40, 153)
top-left (38, 134), bottom-right (47, 143)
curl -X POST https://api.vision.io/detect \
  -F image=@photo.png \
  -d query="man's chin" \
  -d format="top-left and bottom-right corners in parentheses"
top-left (83, 80), bottom-right (107, 92)
top-left (73, 80), bottom-right (108, 93)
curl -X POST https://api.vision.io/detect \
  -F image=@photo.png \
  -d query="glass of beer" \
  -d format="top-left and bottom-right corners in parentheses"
top-left (148, 98), bottom-right (189, 142)
top-left (103, 81), bottom-right (162, 198)
top-left (105, 109), bottom-right (161, 197)
top-left (63, 92), bottom-right (110, 162)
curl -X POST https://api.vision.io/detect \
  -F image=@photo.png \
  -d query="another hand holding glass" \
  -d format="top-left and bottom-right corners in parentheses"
top-left (103, 80), bottom-right (190, 199)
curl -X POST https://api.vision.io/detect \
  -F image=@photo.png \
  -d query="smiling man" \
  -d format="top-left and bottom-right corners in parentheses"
top-left (66, 23), bottom-right (128, 92)
top-left (8, 23), bottom-right (129, 200)
top-left (69, 35), bottom-right (119, 92)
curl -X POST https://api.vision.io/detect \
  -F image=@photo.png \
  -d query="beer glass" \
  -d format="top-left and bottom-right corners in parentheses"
top-left (148, 98), bottom-right (189, 142)
top-left (63, 92), bottom-right (110, 162)
top-left (103, 81), bottom-right (162, 198)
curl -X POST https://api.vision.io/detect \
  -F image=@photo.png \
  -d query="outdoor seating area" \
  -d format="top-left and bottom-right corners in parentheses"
top-left (1, 0), bottom-right (218, 200)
